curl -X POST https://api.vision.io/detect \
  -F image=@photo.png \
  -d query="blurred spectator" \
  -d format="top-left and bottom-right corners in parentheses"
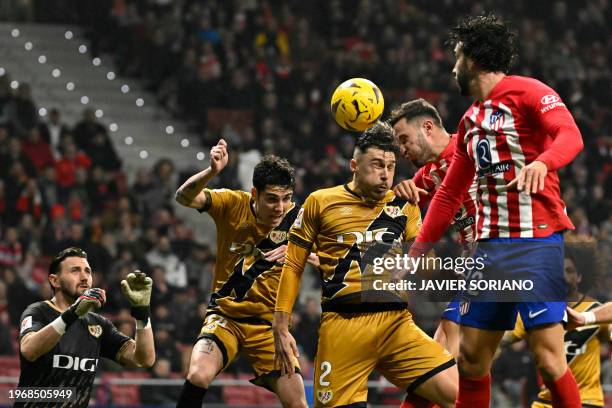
top-left (20, 127), bottom-right (54, 173)
top-left (146, 236), bottom-right (187, 289)
top-left (72, 108), bottom-right (108, 152)
top-left (8, 83), bottom-right (37, 137)
top-left (40, 108), bottom-right (70, 158)
top-left (140, 358), bottom-right (181, 406)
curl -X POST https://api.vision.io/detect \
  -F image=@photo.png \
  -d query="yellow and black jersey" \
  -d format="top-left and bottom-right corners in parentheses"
top-left (288, 183), bottom-right (421, 312)
top-left (510, 297), bottom-right (606, 407)
top-left (199, 188), bottom-right (300, 322)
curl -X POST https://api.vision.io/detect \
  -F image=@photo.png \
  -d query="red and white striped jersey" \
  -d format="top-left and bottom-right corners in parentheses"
top-left (416, 75), bottom-right (583, 243)
top-left (413, 135), bottom-right (478, 244)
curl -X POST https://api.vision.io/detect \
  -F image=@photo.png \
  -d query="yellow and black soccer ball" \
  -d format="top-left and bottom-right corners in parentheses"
top-left (330, 78), bottom-right (384, 132)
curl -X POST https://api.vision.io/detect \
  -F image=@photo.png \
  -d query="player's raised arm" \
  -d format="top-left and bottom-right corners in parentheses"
top-left (175, 139), bottom-right (228, 209)
top-left (273, 195), bottom-right (320, 376)
top-left (508, 86), bottom-right (584, 193)
top-left (20, 288), bottom-right (105, 361)
top-left (117, 271), bottom-right (155, 368)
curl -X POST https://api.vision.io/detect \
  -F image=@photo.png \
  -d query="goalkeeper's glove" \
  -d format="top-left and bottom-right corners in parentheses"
top-left (121, 271), bottom-right (153, 322)
top-left (61, 288), bottom-right (106, 327)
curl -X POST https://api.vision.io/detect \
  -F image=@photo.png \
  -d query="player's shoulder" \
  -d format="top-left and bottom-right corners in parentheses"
top-left (21, 301), bottom-right (52, 318)
top-left (307, 185), bottom-right (346, 206)
top-left (208, 188), bottom-right (250, 202)
top-left (505, 75), bottom-right (556, 95)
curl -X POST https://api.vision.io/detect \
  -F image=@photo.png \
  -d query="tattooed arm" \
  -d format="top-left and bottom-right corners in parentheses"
top-left (175, 139), bottom-right (228, 209)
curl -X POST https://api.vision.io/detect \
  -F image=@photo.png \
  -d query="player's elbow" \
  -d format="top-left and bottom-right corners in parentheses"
top-left (20, 345), bottom-right (39, 362)
top-left (174, 189), bottom-right (187, 205)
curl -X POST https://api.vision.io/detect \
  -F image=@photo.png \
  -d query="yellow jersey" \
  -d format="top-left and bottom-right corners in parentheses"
top-left (200, 188), bottom-right (299, 322)
top-left (288, 184), bottom-right (421, 312)
top-left (510, 297), bottom-right (606, 407)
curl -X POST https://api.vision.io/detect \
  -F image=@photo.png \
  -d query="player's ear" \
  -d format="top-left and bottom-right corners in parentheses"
top-left (349, 158), bottom-right (357, 173)
top-left (251, 187), bottom-right (258, 200)
top-left (48, 274), bottom-right (60, 290)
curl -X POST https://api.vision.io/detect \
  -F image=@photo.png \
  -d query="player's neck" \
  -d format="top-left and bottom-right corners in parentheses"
top-left (50, 294), bottom-right (72, 312)
top-left (348, 180), bottom-right (380, 204)
top-left (430, 131), bottom-right (451, 161)
top-left (473, 72), bottom-right (506, 101)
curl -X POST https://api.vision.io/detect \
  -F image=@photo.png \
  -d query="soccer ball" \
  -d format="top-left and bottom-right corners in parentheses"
top-left (330, 78), bottom-right (384, 132)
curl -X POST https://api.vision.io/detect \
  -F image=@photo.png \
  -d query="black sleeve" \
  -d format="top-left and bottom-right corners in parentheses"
top-left (19, 303), bottom-right (48, 340)
top-left (98, 316), bottom-right (131, 362)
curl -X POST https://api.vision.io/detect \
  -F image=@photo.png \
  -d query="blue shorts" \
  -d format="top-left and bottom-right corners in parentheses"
top-left (441, 300), bottom-right (461, 324)
top-left (459, 232), bottom-right (568, 331)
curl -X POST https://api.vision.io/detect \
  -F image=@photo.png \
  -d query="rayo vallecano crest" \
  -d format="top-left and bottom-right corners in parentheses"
top-left (383, 205), bottom-right (402, 218)
top-left (269, 230), bottom-right (287, 244)
top-left (88, 325), bottom-right (103, 338)
top-left (317, 389), bottom-right (333, 404)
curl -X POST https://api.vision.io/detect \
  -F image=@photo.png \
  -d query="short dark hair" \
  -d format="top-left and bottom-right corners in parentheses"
top-left (448, 14), bottom-right (517, 74)
top-left (252, 155), bottom-right (295, 192)
top-left (49, 247), bottom-right (87, 275)
top-left (355, 121), bottom-right (400, 156)
top-left (387, 99), bottom-right (443, 127)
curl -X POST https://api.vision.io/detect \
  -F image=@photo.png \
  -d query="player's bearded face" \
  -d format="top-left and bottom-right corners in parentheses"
top-left (253, 186), bottom-right (293, 227)
top-left (53, 257), bottom-right (93, 301)
top-left (353, 148), bottom-right (395, 201)
top-left (393, 119), bottom-right (432, 167)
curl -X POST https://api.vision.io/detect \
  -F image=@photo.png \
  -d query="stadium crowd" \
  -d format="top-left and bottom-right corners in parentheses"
top-left (0, 0), bottom-right (610, 406)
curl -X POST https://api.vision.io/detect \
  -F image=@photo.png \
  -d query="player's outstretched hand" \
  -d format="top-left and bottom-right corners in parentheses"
top-left (392, 180), bottom-right (428, 204)
top-left (210, 139), bottom-right (229, 174)
top-left (264, 245), bottom-right (287, 264)
top-left (507, 160), bottom-right (547, 194)
top-left (565, 306), bottom-right (586, 331)
top-left (121, 271), bottom-right (153, 307)
top-left (71, 288), bottom-right (106, 317)
top-left (273, 327), bottom-right (299, 378)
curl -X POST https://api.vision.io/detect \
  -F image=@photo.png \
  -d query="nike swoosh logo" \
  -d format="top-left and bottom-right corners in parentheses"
top-left (528, 309), bottom-right (548, 319)
top-left (444, 308), bottom-right (456, 312)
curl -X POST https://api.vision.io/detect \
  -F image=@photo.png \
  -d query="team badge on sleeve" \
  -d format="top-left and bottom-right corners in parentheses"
top-left (20, 316), bottom-right (32, 333)
top-left (292, 208), bottom-right (305, 229)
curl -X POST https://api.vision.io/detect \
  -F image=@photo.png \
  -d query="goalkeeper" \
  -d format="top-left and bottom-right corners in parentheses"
top-left (16, 247), bottom-right (156, 408)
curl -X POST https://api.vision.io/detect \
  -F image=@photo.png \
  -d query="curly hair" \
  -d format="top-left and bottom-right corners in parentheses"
top-left (252, 155), bottom-right (295, 192)
top-left (355, 121), bottom-right (400, 156)
top-left (387, 98), bottom-right (443, 128)
top-left (448, 14), bottom-right (517, 74)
